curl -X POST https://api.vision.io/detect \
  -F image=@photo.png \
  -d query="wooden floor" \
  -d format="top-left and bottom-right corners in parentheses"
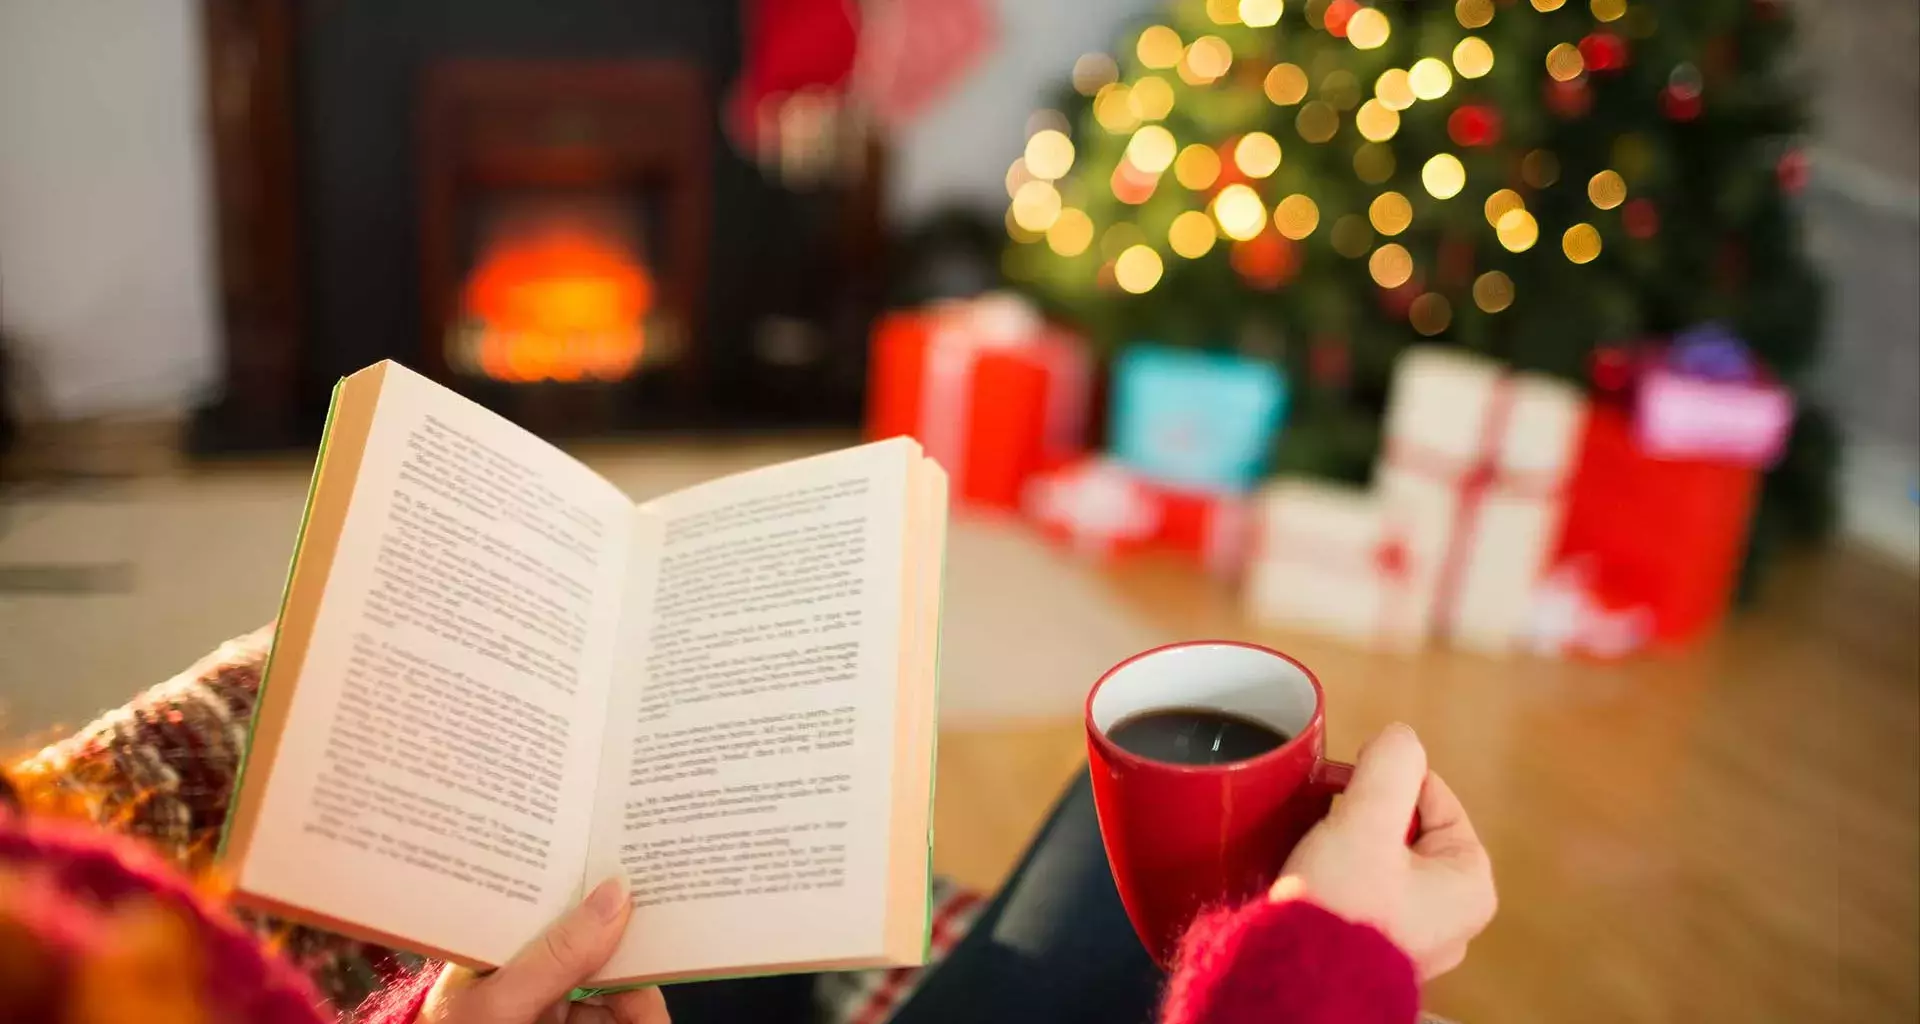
top-left (930, 545), bottom-right (1920, 1023)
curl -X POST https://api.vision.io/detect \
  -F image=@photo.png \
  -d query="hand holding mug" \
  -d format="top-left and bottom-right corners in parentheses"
top-left (1275, 723), bottom-right (1497, 981)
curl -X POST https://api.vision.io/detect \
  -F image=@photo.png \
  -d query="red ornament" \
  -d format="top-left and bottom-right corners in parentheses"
top-left (1231, 231), bottom-right (1298, 291)
top-left (1447, 104), bottom-right (1503, 147)
top-left (1579, 33), bottom-right (1630, 73)
top-left (1776, 148), bottom-right (1809, 194)
top-left (1324, 0), bottom-right (1360, 37)
top-left (1661, 85), bottom-right (1703, 121)
top-left (1545, 79), bottom-right (1593, 120)
top-left (1623, 198), bottom-right (1660, 239)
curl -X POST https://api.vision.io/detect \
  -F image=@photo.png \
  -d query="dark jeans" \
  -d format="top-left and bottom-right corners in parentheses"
top-left (664, 770), bottom-right (1165, 1024)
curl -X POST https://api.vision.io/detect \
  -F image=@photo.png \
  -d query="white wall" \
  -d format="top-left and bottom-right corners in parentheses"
top-left (0, 0), bottom-right (218, 417)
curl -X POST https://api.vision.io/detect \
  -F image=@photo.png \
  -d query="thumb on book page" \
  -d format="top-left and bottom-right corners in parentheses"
top-left (461, 876), bottom-right (633, 1023)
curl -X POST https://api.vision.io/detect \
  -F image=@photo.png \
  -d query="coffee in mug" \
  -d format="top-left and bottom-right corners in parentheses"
top-left (1107, 708), bottom-right (1291, 766)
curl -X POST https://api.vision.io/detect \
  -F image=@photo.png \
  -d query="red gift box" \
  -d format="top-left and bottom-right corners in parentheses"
top-left (1553, 407), bottom-right (1760, 648)
top-left (866, 296), bottom-right (1090, 511)
top-left (1023, 458), bottom-right (1250, 575)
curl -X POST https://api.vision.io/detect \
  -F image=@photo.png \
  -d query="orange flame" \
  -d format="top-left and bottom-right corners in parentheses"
top-left (459, 224), bottom-right (653, 383)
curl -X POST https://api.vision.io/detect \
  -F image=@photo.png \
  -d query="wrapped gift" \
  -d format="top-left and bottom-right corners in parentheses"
top-left (1110, 345), bottom-right (1288, 493)
top-left (1553, 406), bottom-right (1760, 648)
top-left (1244, 479), bottom-right (1422, 648)
top-left (1147, 481), bottom-right (1255, 578)
top-left (867, 293), bottom-right (1091, 510)
top-left (1376, 348), bottom-right (1588, 654)
top-left (1023, 457), bottom-right (1162, 558)
top-left (1635, 324), bottom-right (1794, 465)
top-left (1525, 557), bottom-right (1654, 660)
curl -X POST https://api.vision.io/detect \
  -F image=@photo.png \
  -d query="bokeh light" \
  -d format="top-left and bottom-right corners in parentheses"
top-left (1354, 143), bottom-right (1396, 183)
top-left (1024, 130), bottom-right (1075, 180)
top-left (1347, 8), bottom-right (1391, 49)
top-left (1137, 26), bottom-right (1184, 70)
top-left (1207, 0), bottom-right (1242, 24)
top-left (1235, 132), bottom-right (1284, 178)
top-left (1522, 149), bottom-right (1561, 188)
top-left (1046, 208), bottom-right (1094, 256)
top-left (1588, 169), bottom-right (1627, 209)
top-left (1563, 222), bottom-right (1603, 263)
top-left (1410, 293), bottom-right (1452, 335)
top-left (1331, 215), bottom-right (1374, 257)
top-left (1115, 244), bottom-right (1165, 293)
top-left (1356, 99), bottom-right (1400, 142)
top-left (1591, 0), bottom-right (1627, 21)
top-left (1072, 54), bottom-right (1118, 97)
top-left (1453, 37), bottom-right (1494, 79)
top-left (1369, 243), bottom-right (1415, 288)
top-left (1532, 0), bottom-right (1567, 9)
top-left (1296, 101), bottom-right (1340, 143)
top-left (1175, 144), bottom-right (1223, 190)
top-left (1011, 180), bottom-right (1063, 232)
top-left (1266, 63), bottom-right (1311, 105)
top-left (1094, 84), bottom-right (1139, 133)
top-left (1497, 209), bottom-right (1540, 251)
top-left (1211, 184), bottom-right (1269, 240)
top-left (1274, 194), bottom-right (1321, 239)
top-left (1546, 43), bottom-right (1586, 82)
top-left (1473, 270), bottom-right (1515, 312)
top-left (1168, 210), bottom-right (1219, 258)
top-left (1422, 153), bottom-right (1467, 199)
top-left (1240, 0), bottom-right (1284, 28)
top-left (1484, 188), bottom-right (1525, 226)
top-left (1184, 35), bottom-right (1235, 81)
top-left (1320, 70), bottom-right (1362, 111)
top-left (1409, 58), bottom-right (1453, 100)
top-left (1375, 69), bottom-right (1416, 111)
top-left (1127, 125), bottom-right (1178, 173)
top-left (1455, 0), bottom-right (1494, 28)
top-left (1369, 191), bottom-right (1414, 235)
top-left (1129, 76), bottom-right (1176, 121)
top-left (1005, 159), bottom-right (1034, 199)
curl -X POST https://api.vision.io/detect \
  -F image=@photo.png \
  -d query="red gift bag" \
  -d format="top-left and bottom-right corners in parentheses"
top-left (1554, 407), bottom-right (1760, 647)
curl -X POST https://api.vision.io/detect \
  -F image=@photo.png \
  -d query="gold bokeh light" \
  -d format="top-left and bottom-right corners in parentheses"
top-left (1266, 63), bottom-right (1310, 105)
top-left (1455, 0), bottom-right (1494, 28)
top-left (1497, 209), bottom-right (1540, 252)
top-left (1211, 183), bottom-right (1269, 241)
top-left (1588, 169), bottom-right (1627, 210)
top-left (1422, 153), bottom-right (1467, 199)
top-left (1591, 0), bottom-right (1627, 22)
top-left (1546, 43), bottom-right (1586, 82)
top-left (1168, 210), bottom-right (1218, 259)
top-left (1137, 26), bottom-right (1184, 70)
top-left (1047, 208), bottom-right (1094, 256)
top-left (1473, 270), bottom-right (1515, 312)
top-left (1410, 293), bottom-right (1453, 336)
top-left (1346, 8), bottom-right (1391, 49)
top-left (1375, 69), bottom-right (1416, 111)
top-left (1453, 37), bottom-right (1494, 79)
top-left (1240, 0), bottom-right (1284, 28)
top-left (1024, 130), bottom-right (1075, 180)
top-left (1483, 188), bottom-right (1525, 226)
top-left (1235, 132), bottom-right (1284, 178)
top-left (1356, 99), bottom-right (1400, 142)
top-left (1175, 144), bottom-right (1223, 190)
top-left (1354, 143), bottom-right (1396, 183)
top-left (1127, 125), bottom-right (1178, 173)
top-left (1011, 180), bottom-right (1063, 232)
top-left (1115, 244), bottom-right (1165, 294)
top-left (1094, 84), bottom-right (1139, 133)
top-left (1369, 243), bottom-right (1415, 288)
top-left (1184, 35), bottom-right (1235, 81)
top-left (1129, 76), bottom-right (1176, 121)
top-left (1369, 191), bottom-right (1414, 235)
top-left (1563, 223), bottom-right (1603, 263)
top-left (1296, 101), bottom-right (1340, 143)
top-left (1409, 58), bottom-right (1453, 100)
top-left (1522, 149), bottom-right (1561, 188)
top-left (1274, 194), bottom-right (1321, 239)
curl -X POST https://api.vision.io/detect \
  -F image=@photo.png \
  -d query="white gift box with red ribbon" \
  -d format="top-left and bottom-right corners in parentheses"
top-left (1245, 479), bottom-right (1422, 648)
top-left (1376, 348), bottom-right (1588, 655)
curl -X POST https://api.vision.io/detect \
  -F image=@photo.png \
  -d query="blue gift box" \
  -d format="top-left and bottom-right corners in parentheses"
top-left (1110, 345), bottom-right (1288, 493)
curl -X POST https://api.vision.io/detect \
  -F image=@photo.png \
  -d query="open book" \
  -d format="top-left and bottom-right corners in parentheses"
top-left (222, 361), bottom-right (947, 988)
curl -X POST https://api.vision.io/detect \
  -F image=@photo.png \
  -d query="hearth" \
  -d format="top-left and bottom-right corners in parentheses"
top-left (190, 0), bottom-right (884, 452)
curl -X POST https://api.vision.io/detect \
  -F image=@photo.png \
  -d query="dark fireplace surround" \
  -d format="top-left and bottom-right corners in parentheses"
top-left (192, 0), bottom-right (885, 452)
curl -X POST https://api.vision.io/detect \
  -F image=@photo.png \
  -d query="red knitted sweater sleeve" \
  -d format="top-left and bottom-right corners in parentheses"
top-left (1159, 897), bottom-right (1420, 1024)
top-left (351, 962), bottom-right (439, 1024)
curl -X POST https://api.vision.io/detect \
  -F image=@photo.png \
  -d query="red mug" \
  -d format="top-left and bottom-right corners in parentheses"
top-left (1086, 640), bottom-right (1363, 965)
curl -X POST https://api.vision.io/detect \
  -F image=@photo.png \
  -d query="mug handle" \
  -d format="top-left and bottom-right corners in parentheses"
top-left (1309, 759), bottom-right (1423, 845)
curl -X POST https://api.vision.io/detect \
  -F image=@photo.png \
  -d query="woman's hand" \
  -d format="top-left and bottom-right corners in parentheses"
top-left (418, 877), bottom-right (670, 1023)
top-left (1276, 723), bottom-right (1497, 981)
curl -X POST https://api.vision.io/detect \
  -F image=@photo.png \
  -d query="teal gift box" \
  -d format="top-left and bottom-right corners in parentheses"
top-left (1110, 345), bottom-right (1288, 493)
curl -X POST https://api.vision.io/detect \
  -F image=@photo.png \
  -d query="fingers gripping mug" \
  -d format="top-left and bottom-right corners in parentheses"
top-left (1085, 641), bottom-right (1371, 965)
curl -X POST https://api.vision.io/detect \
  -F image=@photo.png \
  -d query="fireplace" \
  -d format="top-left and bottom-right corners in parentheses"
top-left (190, 0), bottom-right (884, 451)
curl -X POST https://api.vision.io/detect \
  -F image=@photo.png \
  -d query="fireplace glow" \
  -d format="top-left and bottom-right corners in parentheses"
top-left (451, 219), bottom-right (653, 383)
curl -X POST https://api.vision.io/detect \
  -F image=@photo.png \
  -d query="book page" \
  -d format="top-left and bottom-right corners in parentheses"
top-left (229, 363), bottom-right (632, 966)
top-left (582, 438), bottom-right (928, 982)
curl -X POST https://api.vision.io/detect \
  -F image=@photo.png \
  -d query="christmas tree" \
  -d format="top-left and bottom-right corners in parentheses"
top-left (1003, 0), bottom-right (1834, 565)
